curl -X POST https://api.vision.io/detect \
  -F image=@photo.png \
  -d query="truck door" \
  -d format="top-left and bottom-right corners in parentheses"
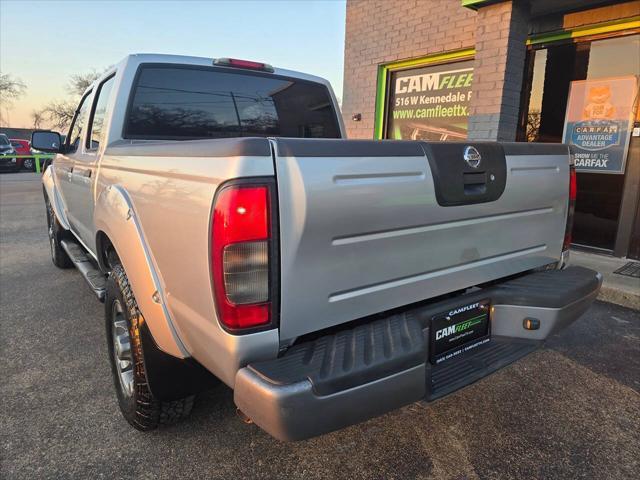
top-left (67, 75), bottom-right (116, 253)
top-left (53, 91), bottom-right (92, 243)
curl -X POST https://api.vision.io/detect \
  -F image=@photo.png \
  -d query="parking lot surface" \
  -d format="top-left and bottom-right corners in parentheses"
top-left (1, 172), bottom-right (639, 480)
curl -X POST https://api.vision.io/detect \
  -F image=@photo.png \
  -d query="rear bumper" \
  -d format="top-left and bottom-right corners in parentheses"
top-left (234, 266), bottom-right (602, 441)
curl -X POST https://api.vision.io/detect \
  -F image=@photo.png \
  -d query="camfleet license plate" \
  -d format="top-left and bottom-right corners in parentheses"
top-left (430, 299), bottom-right (491, 364)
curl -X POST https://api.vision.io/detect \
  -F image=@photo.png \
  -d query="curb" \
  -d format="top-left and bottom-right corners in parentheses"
top-left (597, 285), bottom-right (640, 311)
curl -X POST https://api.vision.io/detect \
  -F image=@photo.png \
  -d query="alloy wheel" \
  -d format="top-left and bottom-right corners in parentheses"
top-left (111, 300), bottom-right (134, 398)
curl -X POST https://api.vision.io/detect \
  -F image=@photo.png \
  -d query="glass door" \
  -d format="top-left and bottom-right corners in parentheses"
top-left (520, 34), bottom-right (640, 253)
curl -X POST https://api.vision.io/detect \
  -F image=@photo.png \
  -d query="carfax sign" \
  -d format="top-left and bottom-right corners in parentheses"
top-left (562, 76), bottom-right (638, 174)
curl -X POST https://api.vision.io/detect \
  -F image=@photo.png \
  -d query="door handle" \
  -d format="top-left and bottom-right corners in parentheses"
top-left (463, 172), bottom-right (487, 196)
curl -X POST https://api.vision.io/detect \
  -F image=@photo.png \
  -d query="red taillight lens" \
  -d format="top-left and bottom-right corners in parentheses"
top-left (569, 163), bottom-right (577, 202)
top-left (212, 184), bottom-right (271, 330)
top-left (213, 58), bottom-right (275, 73)
top-left (563, 164), bottom-right (577, 251)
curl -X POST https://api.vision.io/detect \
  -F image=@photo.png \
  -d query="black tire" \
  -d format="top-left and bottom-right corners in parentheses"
top-left (105, 264), bottom-right (194, 431)
top-left (45, 195), bottom-right (73, 269)
top-left (23, 158), bottom-right (35, 171)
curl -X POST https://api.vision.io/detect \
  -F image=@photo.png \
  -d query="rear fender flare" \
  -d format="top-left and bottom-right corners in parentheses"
top-left (94, 184), bottom-right (189, 359)
top-left (42, 165), bottom-right (70, 230)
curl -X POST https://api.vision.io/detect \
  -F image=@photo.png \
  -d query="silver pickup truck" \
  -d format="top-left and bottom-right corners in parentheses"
top-left (32, 54), bottom-right (601, 441)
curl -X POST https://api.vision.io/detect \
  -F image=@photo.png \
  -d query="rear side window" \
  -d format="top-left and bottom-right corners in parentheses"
top-left (87, 75), bottom-right (115, 150)
top-left (124, 65), bottom-right (340, 140)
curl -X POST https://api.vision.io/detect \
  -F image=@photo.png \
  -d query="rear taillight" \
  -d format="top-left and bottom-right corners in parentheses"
top-left (563, 163), bottom-right (577, 252)
top-left (212, 183), bottom-right (272, 330)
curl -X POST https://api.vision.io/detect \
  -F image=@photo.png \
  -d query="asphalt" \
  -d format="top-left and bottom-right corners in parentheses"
top-left (1, 172), bottom-right (639, 480)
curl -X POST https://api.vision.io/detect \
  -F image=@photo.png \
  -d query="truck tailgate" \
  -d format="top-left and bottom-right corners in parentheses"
top-left (273, 139), bottom-right (570, 341)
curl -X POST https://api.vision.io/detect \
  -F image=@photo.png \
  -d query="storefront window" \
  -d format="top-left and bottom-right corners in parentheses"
top-left (384, 60), bottom-right (473, 141)
top-left (521, 34), bottom-right (640, 252)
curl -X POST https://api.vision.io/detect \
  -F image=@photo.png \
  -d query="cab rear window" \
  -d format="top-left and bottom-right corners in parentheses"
top-left (124, 65), bottom-right (341, 140)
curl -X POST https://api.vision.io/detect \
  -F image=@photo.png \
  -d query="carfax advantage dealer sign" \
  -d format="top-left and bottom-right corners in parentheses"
top-left (562, 76), bottom-right (638, 174)
top-left (386, 60), bottom-right (473, 141)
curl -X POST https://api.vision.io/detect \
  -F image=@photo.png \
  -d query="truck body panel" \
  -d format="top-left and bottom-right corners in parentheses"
top-left (96, 138), bottom-right (279, 385)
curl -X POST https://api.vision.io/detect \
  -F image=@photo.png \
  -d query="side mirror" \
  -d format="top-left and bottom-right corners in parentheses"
top-left (31, 130), bottom-right (63, 153)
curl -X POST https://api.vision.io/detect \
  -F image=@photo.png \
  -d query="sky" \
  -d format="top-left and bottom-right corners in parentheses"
top-left (0, 0), bottom-right (347, 128)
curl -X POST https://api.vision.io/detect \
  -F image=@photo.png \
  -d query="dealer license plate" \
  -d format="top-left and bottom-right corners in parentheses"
top-left (430, 299), bottom-right (491, 364)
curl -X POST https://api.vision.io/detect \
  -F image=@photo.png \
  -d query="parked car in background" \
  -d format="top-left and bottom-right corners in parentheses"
top-left (10, 139), bottom-right (35, 170)
top-left (0, 134), bottom-right (21, 172)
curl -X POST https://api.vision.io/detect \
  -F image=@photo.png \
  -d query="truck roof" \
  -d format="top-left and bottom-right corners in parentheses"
top-left (93, 53), bottom-right (333, 93)
top-left (79, 52), bottom-right (345, 147)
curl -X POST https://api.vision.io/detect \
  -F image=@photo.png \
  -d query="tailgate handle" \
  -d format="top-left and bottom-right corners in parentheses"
top-left (463, 172), bottom-right (487, 195)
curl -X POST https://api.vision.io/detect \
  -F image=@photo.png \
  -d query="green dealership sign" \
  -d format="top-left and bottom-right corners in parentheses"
top-left (385, 60), bottom-right (474, 141)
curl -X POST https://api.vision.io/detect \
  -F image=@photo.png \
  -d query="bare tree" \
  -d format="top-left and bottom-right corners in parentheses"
top-left (0, 73), bottom-right (26, 101)
top-left (68, 70), bottom-right (101, 96)
top-left (526, 110), bottom-right (542, 142)
top-left (31, 110), bottom-right (45, 129)
top-left (33, 69), bottom-right (104, 131)
top-left (0, 73), bottom-right (27, 125)
top-left (39, 100), bottom-right (76, 131)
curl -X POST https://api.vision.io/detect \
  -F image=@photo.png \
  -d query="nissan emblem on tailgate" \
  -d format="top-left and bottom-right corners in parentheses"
top-left (463, 146), bottom-right (481, 168)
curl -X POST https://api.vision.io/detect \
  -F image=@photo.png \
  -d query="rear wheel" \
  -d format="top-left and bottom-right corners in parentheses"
top-left (23, 158), bottom-right (35, 171)
top-left (45, 196), bottom-right (73, 269)
top-left (105, 264), bottom-right (194, 430)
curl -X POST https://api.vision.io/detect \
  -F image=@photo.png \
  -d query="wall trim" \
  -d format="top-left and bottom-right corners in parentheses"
top-left (461, 0), bottom-right (504, 10)
top-left (527, 16), bottom-right (640, 46)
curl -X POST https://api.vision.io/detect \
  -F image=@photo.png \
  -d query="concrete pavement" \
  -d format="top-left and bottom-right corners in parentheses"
top-left (570, 249), bottom-right (640, 310)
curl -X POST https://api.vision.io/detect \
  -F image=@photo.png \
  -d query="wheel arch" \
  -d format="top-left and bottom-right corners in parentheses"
top-left (95, 230), bottom-right (118, 273)
top-left (94, 184), bottom-right (189, 359)
top-left (42, 164), bottom-right (70, 231)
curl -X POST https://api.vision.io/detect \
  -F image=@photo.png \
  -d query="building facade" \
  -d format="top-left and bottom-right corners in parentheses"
top-left (342, 0), bottom-right (640, 259)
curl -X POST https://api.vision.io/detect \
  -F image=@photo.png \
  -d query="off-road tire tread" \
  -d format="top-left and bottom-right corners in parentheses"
top-left (108, 265), bottom-right (194, 430)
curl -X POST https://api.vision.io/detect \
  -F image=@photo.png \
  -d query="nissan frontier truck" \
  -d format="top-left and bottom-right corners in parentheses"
top-left (32, 54), bottom-right (601, 441)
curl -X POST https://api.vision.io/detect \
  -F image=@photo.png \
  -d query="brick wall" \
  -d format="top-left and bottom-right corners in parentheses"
top-left (342, 0), bottom-right (476, 139)
top-left (467, 0), bottom-right (529, 141)
top-left (342, 0), bottom-right (633, 141)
